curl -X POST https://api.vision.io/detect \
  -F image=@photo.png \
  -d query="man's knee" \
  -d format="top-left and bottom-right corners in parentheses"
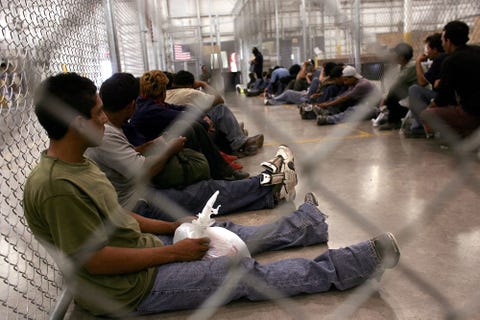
top-left (408, 84), bottom-right (422, 97)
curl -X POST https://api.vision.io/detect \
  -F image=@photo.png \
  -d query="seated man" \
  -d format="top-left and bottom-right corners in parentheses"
top-left (24, 72), bottom-right (400, 317)
top-left (264, 66), bottom-right (290, 95)
top-left (309, 62), bottom-right (344, 104)
top-left (421, 20), bottom-right (480, 138)
top-left (378, 42), bottom-right (418, 130)
top-left (165, 70), bottom-right (264, 157)
top-left (128, 71), bottom-right (248, 180)
top-left (315, 66), bottom-right (381, 125)
top-left (238, 72), bottom-right (266, 97)
top-left (406, 33), bottom-right (448, 138)
top-left (299, 65), bottom-right (347, 120)
top-left (86, 72), bottom-right (297, 221)
top-left (264, 61), bottom-right (322, 106)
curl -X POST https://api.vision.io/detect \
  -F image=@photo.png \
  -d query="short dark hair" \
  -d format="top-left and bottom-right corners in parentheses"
top-left (323, 62), bottom-right (337, 77)
top-left (392, 42), bottom-right (413, 61)
top-left (100, 73), bottom-right (139, 113)
top-left (443, 20), bottom-right (469, 46)
top-left (329, 65), bottom-right (344, 79)
top-left (163, 71), bottom-right (175, 90)
top-left (425, 33), bottom-right (444, 52)
top-left (172, 70), bottom-right (195, 88)
top-left (34, 73), bottom-right (97, 140)
top-left (289, 64), bottom-right (301, 76)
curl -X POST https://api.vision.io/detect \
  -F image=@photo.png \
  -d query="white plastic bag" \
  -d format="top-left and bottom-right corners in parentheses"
top-left (173, 191), bottom-right (251, 260)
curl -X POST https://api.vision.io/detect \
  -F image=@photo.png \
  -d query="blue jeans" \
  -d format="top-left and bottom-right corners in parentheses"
top-left (326, 106), bottom-right (357, 124)
top-left (136, 203), bottom-right (380, 314)
top-left (409, 85), bottom-right (437, 130)
top-left (326, 104), bottom-right (377, 124)
top-left (268, 90), bottom-right (308, 105)
top-left (206, 104), bottom-right (247, 151)
top-left (135, 175), bottom-right (275, 221)
top-left (307, 78), bottom-right (321, 98)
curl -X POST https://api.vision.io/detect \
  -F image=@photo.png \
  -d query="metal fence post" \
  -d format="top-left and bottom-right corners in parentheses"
top-left (104, 0), bottom-right (121, 73)
top-left (137, 0), bottom-right (150, 72)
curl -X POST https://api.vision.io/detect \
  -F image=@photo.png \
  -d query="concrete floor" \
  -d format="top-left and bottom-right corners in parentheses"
top-left (69, 93), bottom-right (480, 319)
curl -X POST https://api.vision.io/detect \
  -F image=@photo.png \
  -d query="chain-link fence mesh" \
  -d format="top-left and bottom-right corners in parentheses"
top-left (1, 0), bottom-right (480, 319)
top-left (0, 0), bottom-right (108, 318)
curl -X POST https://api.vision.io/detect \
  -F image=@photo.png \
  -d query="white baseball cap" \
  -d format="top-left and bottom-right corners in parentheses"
top-left (342, 65), bottom-right (363, 79)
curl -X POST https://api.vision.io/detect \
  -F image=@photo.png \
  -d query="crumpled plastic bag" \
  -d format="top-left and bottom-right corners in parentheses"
top-left (173, 190), bottom-right (251, 260)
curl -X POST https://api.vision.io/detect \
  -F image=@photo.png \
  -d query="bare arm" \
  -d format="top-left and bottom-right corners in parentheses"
top-left (84, 237), bottom-right (210, 275)
top-left (296, 62), bottom-right (309, 80)
top-left (194, 80), bottom-right (225, 105)
top-left (134, 136), bottom-right (165, 155)
top-left (415, 53), bottom-right (429, 87)
top-left (143, 136), bottom-right (186, 177)
top-left (129, 212), bottom-right (178, 235)
top-left (315, 94), bottom-right (350, 108)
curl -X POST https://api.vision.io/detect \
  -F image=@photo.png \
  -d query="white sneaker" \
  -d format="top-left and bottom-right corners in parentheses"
top-left (276, 145), bottom-right (297, 202)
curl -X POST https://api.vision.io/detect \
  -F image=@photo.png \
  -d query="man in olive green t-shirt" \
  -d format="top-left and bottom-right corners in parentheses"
top-left (24, 72), bottom-right (399, 317)
top-left (24, 73), bottom-right (210, 316)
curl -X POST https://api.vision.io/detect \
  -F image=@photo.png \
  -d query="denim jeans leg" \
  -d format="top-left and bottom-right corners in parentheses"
top-left (270, 90), bottom-right (307, 105)
top-left (136, 240), bottom-right (379, 314)
top-left (138, 176), bottom-right (275, 221)
top-left (206, 104), bottom-right (247, 151)
top-left (216, 202), bottom-right (329, 254)
top-left (308, 78), bottom-right (320, 98)
top-left (327, 106), bottom-right (357, 124)
top-left (409, 85), bottom-right (436, 128)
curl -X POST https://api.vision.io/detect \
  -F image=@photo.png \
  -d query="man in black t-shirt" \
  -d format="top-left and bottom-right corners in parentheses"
top-left (421, 20), bottom-right (480, 138)
top-left (407, 33), bottom-right (448, 138)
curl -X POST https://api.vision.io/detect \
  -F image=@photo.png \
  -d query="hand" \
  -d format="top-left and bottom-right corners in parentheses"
top-left (166, 136), bottom-right (186, 155)
top-left (315, 102), bottom-right (327, 108)
top-left (203, 116), bottom-right (215, 133)
top-left (416, 53), bottom-right (428, 63)
top-left (193, 80), bottom-right (207, 89)
top-left (173, 237), bottom-right (211, 261)
top-left (427, 101), bottom-right (438, 109)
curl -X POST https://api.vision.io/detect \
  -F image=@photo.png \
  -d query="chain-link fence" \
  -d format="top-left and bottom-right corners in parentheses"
top-left (1, 0), bottom-right (480, 319)
top-left (0, 0), bottom-right (108, 318)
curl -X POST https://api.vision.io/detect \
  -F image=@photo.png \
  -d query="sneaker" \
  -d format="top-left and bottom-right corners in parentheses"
top-left (261, 155), bottom-right (283, 173)
top-left (370, 233), bottom-right (400, 269)
top-left (313, 106), bottom-right (330, 117)
top-left (275, 145), bottom-right (294, 164)
top-left (304, 192), bottom-right (319, 206)
top-left (235, 134), bottom-right (264, 158)
top-left (264, 97), bottom-right (271, 105)
top-left (233, 145), bottom-right (258, 158)
top-left (244, 134), bottom-right (264, 149)
top-left (276, 145), bottom-right (297, 202)
top-left (316, 115), bottom-right (330, 126)
top-left (239, 122), bottom-right (249, 136)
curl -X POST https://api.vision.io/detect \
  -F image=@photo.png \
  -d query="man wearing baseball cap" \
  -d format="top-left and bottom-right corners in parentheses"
top-left (378, 42), bottom-right (417, 130)
top-left (314, 65), bottom-right (380, 125)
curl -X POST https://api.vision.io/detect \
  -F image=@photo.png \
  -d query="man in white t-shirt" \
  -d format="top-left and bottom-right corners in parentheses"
top-left (166, 70), bottom-right (264, 157)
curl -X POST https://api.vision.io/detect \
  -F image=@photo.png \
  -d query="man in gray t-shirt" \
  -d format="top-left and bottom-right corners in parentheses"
top-left (314, 66), bottom-right (380, 125)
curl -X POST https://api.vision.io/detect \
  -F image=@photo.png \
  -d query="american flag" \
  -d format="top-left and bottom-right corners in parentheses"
top-left (174, 44), bottom-right (191, 61)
